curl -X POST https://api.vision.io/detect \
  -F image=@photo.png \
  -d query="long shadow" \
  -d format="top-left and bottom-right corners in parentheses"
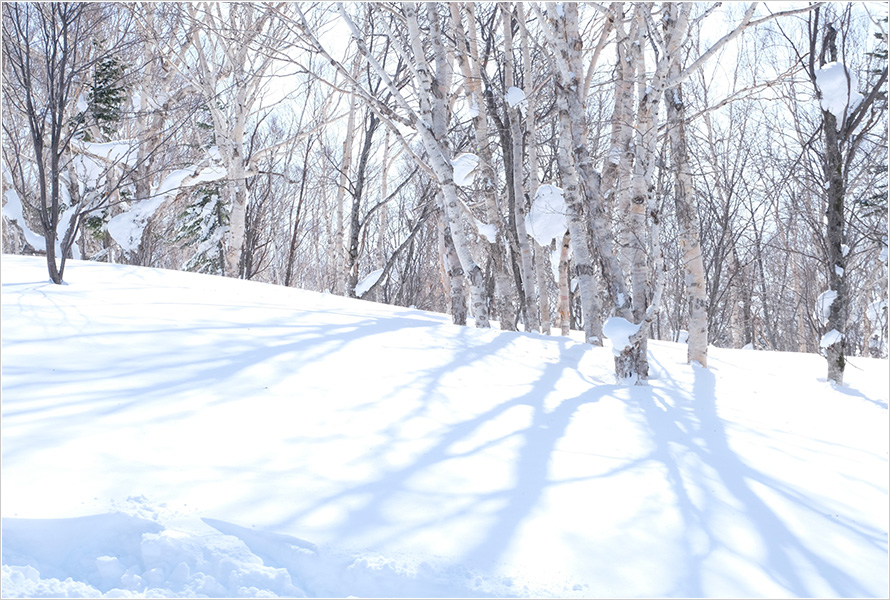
top-left (632, 362), bottom-right (882, 597)
top-left (264, 336), bottom-right (613, 575)
top-left (0, 307), bottom-right (466, 465)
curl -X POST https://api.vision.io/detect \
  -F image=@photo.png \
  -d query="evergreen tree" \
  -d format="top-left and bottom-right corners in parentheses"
top-left (88, 53), bottom-right (127, 140)
top-left (175, 184), bottom-right (229, 276)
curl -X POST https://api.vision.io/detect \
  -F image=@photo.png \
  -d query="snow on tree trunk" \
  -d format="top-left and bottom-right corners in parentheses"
top-left (822, 105), bottom-right (847, 384)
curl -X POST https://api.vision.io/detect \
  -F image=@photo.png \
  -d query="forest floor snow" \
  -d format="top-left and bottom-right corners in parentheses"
top-left (1, 254), bottom-right (887, 598)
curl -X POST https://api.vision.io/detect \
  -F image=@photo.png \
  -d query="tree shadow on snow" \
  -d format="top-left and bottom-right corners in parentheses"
top-left (631, 360), bottom-right (884, 597)
top-left (267, 335), bottom-right (612, 571)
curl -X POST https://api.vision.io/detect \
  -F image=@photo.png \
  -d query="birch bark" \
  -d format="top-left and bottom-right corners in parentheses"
top-left (547, 2), bottom-right (603, 345)
top-left (333, 52), bottom-right (361, 295)
top-left (502, 5), bottom-right (540, 333)
top-left (449, 2), bottom-right (517, 330)
top-left (181, 3), bottom-right (280, 278)
top-left (665, 4), bottom-right (709, 367)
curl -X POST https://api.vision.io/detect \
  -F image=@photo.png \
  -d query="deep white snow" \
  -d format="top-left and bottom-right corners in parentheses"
top-left (1, 255), bottom-right (888, 598)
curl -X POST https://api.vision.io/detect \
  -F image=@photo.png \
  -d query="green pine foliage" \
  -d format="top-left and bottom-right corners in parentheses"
top-left (175, 184), bottom-right (229, 275)
top-left (88, 55), bottom-right (127, 140)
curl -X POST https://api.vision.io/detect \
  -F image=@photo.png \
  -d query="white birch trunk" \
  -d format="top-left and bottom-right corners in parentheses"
top-left (332, 53), bottom-right (361, 294)
top-left (181, 3), bottom-right (279, 278)
top-left (502, 5), bottom-right (539, 333)
top-left (558, 232), bottom-right (572, 336)
top-left (548, 2), bottom-right (603, 345)
top-left (518, 3), bottom-right (550, 334)
top-left (450, 2), bottom-right (517, 329)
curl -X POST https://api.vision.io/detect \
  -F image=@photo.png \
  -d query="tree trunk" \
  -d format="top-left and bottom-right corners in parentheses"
top-left (549, 3), bottom-right (604, 345)
top-left (438, 207), bottom-right (468, 326)
top-left (554, 100), bottom-right (601, 345)
top-left (667, 62), bottom-right (709, 367)
top-left (502, 5), bottom-right (540, 333)
top-left (345, 112), bottom-right (379, 298)
top-left (558, 232), bottom-right (572, 336)
top-left (450, 2), bottom-right (517, 330)
top-left (332, 52), bottom-right (361, 294)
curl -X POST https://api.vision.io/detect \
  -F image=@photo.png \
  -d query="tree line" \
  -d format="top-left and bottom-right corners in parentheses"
top-left (2, 2), bottom-right (887, 384)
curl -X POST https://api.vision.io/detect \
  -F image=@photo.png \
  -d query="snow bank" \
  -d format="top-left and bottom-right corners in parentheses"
top-left (525, 184), bottom-right (567, 247)
top-left (451, 153), bottom-right (479, 187)
top-left (814, 62), bottom-right (864, 127)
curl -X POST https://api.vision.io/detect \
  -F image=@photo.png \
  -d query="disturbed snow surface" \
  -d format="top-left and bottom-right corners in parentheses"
top-left (1, 255), bottom-right (888, 598)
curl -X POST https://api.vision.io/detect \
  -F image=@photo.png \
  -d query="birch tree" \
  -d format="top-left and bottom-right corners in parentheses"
top-left (804, 4), bottom-right (887, 383)
top-left (449, 2), bottom-right (518, 330)
top-left (152, 2), bottom-right (289, 278)
top-left (290, 2), bottom-right (492, 326)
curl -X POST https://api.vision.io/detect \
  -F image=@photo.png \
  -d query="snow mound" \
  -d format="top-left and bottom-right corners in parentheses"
top-left (602, 316), bottom-right (642, 356)
top-left (815, 289), bottom-right (838, 326)
top-left (1, 507), bottom-right (519, 598)
top-left (820, 328), bottom-right (843, 352)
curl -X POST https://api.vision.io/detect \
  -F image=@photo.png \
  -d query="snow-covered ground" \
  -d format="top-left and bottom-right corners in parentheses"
top-left (1, 254), bottom-right (887, 598)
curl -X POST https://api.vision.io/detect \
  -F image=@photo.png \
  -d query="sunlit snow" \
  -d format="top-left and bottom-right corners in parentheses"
top-left (1, 256), bottom-right (887, 598)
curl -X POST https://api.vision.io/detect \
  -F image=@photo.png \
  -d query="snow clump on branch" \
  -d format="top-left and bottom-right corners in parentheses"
top-left (451, 153), bottom-right (480, 187)
top-left (525, 184), bottom-right (568, 246)
top-left (814, 62), bottom-right (864, 127)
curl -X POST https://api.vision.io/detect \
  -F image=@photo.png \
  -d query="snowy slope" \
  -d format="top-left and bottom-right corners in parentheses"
top-left (1, 254), bottom-right (887, 598)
